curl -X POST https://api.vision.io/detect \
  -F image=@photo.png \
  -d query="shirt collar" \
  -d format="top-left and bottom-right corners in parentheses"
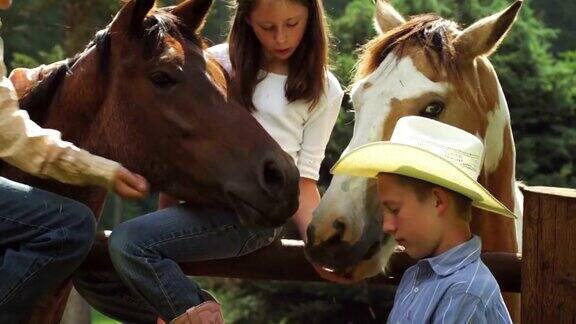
top-left (419, 235), bottom-right (482, 276)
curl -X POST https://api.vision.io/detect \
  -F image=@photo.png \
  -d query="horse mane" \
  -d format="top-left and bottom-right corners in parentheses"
top-left (18, 9), bottom-right (209, 127)
top-left (355, 14), bottom-right (487, 109)
top-left (18, 60), bottom-right (74, 126)
top-left (355, 14), bottom-right (460, 81)
top-left (18, 29), bottom-right (110, 126)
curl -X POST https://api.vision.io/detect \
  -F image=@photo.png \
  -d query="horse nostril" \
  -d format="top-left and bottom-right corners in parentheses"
top-left (261, 159), bottom-right (285, 196)
top-left (324, 219), bottom-right (346, 245)
top-left (333, 219), bottom-right (346, 235)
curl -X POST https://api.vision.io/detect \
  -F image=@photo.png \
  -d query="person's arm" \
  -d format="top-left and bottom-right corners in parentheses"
top-left (292, 177), bottom-right (320, 241)
top-left (294, 75), bottom-right (349, 282)
top-left (0, 56), bottom-right (147, 198)
top-left (293, 177), bottom-right (356, 284)
top-left (296, 89), bottom-right (343, 181)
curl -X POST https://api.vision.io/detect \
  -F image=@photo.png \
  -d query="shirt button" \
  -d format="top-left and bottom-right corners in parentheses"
top-left (414, 287), bottom-right (419, 293)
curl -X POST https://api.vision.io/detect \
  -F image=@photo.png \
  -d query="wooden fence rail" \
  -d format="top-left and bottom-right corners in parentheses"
top-left (81, 185), bottom-right (575, 321)
top-left (83, 234), bottom-right (522, 292)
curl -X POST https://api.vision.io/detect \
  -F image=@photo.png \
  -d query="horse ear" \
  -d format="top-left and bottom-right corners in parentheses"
top-left (172, 0), bottom-right (214, 33)
top-left (109, 0), bottom-right (156, 36)
top-left (454, 0), bottom-right (522, 59)
top-left (373, 0), bottom-right (405, 34)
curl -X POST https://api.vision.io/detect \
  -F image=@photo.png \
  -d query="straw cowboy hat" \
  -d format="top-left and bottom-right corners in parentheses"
top-left (331, 116), bottom-right (516, 218)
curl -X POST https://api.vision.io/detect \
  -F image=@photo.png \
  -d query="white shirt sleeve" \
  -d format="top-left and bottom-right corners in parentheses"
top-left (206, 43), bottom-right (232, 75)
top-left (297, 74), bottom-right (344, 180)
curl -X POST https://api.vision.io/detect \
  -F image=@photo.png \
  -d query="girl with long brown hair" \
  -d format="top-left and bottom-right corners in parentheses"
top-left (77, 1), bottom-right (345, 323)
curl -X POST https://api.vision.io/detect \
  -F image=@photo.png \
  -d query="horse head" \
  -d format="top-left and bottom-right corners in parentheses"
top-left (10, 0), bottom-right (300, 228)
top-left (305, 0), bottom-right (522, 280)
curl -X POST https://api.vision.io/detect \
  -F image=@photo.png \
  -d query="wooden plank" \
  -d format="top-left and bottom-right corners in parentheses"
top-left (522, 186), bottom-right (541, 323)
top-left (82, 234), bottom-right (521, 292)
top-left (522, 186), bottom-right (576, 323)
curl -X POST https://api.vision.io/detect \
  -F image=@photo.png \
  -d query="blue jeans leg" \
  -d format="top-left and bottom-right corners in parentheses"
top-left (75, 204), bottom-right (279, 322)
top-left (0, 177), bottom-right (96, 323)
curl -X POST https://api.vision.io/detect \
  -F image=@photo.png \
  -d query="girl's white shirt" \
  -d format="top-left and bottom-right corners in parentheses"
top-left (208, 43), bottom-right (344, 180)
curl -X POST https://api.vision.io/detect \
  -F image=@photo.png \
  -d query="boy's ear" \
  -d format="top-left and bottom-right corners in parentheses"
top-left (430, 187), bottom-right (449, 215)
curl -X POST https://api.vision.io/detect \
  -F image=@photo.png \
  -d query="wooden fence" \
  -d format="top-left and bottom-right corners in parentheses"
top-left (81, 185), bottom-right (576, 323)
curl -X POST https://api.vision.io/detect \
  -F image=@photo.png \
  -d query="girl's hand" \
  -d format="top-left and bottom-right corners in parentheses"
top-left (312, 264), bottom-right (358, 284)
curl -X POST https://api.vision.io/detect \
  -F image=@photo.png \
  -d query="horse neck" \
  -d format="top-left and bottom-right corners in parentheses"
top-left (40, 51), bottom-right (110, 213)
top-left (470, 64), bottom-right (518, 252)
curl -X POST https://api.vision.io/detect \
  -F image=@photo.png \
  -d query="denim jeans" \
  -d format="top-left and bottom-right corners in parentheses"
top-left (74, 204), bottom-right (281, 323)
top-left (0, 176), bottom-right (96, 323)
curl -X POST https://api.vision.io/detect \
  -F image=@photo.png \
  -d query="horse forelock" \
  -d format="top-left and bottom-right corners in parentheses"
top-left (140, 11), bottom-right (227, 94)
top-left (355, 14), bottom-right (509, 138)
top-left (356, 15), bottom-right (489, 111)
top-left (356, 15), bottom-right (459, 81)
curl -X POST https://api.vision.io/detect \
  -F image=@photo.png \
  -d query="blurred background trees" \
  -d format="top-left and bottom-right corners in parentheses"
top-left (1, 0), bottom-right (573, 322)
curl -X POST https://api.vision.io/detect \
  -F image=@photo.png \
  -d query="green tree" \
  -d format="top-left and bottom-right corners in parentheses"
top-left (532, 0), bottom-right (576, 54)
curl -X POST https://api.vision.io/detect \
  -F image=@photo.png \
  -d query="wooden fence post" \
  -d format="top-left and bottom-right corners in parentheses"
top-left (522, 186), bottom-right (576, 323)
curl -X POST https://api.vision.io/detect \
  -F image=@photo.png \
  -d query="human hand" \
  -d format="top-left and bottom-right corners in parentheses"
top-left (113, 167), bottom-right (149, 199)
top-left (312, 264), bottom-right (359, 284)
top-left (9, 67), bottom-right (40, 98)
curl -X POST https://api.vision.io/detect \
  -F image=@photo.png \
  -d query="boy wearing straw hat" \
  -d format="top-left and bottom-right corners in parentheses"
top-left (332, 116), bottom-right (514, 323)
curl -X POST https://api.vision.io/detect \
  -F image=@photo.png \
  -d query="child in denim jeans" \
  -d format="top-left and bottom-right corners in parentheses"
top-left (0, 1), bottom-right (148, 321)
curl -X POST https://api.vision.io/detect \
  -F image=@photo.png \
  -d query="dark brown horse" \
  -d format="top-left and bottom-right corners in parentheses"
top-left (1, 0), bottom-right (299, 322)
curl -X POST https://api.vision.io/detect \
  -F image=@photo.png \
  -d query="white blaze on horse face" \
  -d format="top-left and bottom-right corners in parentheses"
top-left (349, 53), bottom-right (450, 149)
top-left (478, 74), bottom-right (523, 250)
top-left (317, 53), bottom-right (449, 245)
top-left (482, 80), bottom-right (508, 174)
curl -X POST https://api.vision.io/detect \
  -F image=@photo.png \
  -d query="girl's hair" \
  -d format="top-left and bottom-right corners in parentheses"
top-left (228, 0), bottom-right (329, 111)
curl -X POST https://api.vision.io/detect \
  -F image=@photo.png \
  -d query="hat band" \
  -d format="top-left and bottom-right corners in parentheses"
top-left (394, 135), bottom-right (482, 179)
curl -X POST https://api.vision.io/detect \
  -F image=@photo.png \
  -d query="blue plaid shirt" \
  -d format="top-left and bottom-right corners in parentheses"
top-left (387, 235), bottom-right (512, 323)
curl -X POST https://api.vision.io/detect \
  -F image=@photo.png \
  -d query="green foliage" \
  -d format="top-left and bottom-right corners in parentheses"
top-left (197, 278), bottom-right (395, 323)
top-left (11, 45), bottom-right (65, 68)
top-left (2, 0), bottom-right (574, 322)
top-left (532, 0), bottom-right (576, 54)
top-left (1, 1), bottom-right (120, 68)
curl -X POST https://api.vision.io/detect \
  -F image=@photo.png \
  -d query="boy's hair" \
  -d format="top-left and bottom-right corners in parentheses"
top-left (228, 0), bottom-right (329, 112)
top-left (391, 173), bottom-right (472, 221)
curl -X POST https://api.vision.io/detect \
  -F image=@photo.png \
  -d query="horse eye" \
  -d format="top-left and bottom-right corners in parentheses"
top-left (149, 71), bottom-right (177, 89)
top-left (420, 101), bottom-right (445, 118)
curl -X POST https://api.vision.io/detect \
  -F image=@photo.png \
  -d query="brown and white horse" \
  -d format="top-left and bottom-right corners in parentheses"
top-left (306, 0), bottom-right (522, 319)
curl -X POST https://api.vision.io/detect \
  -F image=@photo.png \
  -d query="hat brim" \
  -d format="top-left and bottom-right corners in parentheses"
top-left (331, 142), bottom-right (517, 219)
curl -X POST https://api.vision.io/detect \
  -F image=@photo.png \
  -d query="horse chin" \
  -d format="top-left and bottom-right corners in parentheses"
top-left (228, 192), bottom-right (283, 229)
top-left (346, 252), bottom-right (388, 281)
top-left (312, 238), bottom-right (396, 282)
top-left (350, 238), bottom-right (397, 280)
